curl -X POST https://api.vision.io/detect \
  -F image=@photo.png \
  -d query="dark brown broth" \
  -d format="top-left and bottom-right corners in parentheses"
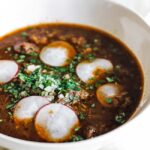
top-left (0, 23), bottom-right (143, 142)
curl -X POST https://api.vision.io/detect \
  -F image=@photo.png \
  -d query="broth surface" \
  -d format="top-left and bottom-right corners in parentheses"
top-left (0, 23), bottom-right (143, 142)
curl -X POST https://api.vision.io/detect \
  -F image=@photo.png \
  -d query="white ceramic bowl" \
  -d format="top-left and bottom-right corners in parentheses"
top-left (0, 0), bottom-right (150, 150)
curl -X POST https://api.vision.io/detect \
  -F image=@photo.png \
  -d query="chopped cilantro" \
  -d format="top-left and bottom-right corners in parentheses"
top-left (74, 127), bottom-right (80, 132)
top-left (28, 52), bottom-right (38, 57)
top-left (89, 77), bottom-right (96, 82)
top-left (71, 135), bottom-right (84, 142)
top-left (106, 77), bottom-right (114, 83)
top-left (95, 79), bottom-right (106, 87)
top-left (29, 58), bottom-right (41, 64)
top-left (75, 54), bottom-right (83, 61)
top-left (105, 98), bottom-right (113, 104)
top-left (8, 111), bottom-right (13, 118)
top-left (79, 113), bottom-right (85, 120)
top-left (21, 32), bottom-right (28, 38)
top-left (52, 67), bottom-right (68, 73)
top-left (67, 54), bottom-right (83, 74)
top-left (6, 103), bottom-right (15, 110)
top-left (115, 112), bottom-right (126, 124)
top-left (93, 47), bottom-right (99, 51)
top-left (69, 63), bottom-right (75, 73)
top-left (86, 53), bottom-right (95, 61)
top-left (60, 78), bottom-right (80, 92)
top-left (13, 54), bottom-right (26, 63)
top-left (1, 65), bottom-right (81, 109)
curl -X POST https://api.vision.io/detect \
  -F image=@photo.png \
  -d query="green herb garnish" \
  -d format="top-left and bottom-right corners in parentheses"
top-left (8, 112), bottom-right (13, 118)
top-left (93, 47), bottom-right (99, 51)
top-left (21, 32), bottom-right (28, 38)
top-left (6, 103), bottom-right (15, 110)
top-left (13, 54), bottom-right (26, 63)
top-left (71, 135), bottom-right (84, 142)
top-left (28, 52), bottom-right (38, 57)
top-left (74, 127), bottom-right (80, 132)
top-left (60, 78), bottom-right (81, 92)
top-left (86, 53), bottom-right (95, 61)
top-left (79, 113), bottom-right (85, 120)
top-left (95, 79), bottom-right (106, 87)
top-left (115, 112), bottom-right (126, 124)
top-left (105, 98), bottom-right (113, 104)
top-left (52, 67), bottom-right (68, 73)
top-left (1, 65), bottom-right (81, 110)
top-left (106, 77), bottom-right (115, 83)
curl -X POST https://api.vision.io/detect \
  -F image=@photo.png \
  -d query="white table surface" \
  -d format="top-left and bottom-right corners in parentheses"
top-left (0, 0), bottom-right (150, 150)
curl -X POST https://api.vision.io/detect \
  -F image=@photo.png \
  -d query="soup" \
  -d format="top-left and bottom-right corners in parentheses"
top-left (0, 23), bottom-right (143, 142)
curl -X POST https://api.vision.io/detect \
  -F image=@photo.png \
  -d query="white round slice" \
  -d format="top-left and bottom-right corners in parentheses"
top-left (35, 103), bottom-right (80, 142)
top-left (13, 96), bottom-right (50, 124)
top-left (93, 58), bottom-right (113, 71)
top-left (76, 58), bottom-right (113, 83)
top-left (40, 41), bottom-right (76, 67)
top-left (76, 62), bottom-right (94, 83)
top-left (0, 60), bottom-right (18, 84)
top-left (96, 83), bottom-right (122, 107)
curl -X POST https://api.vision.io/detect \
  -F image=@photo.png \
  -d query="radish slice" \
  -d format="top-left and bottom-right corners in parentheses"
top-left (35, 103), bottom-right (80, 142)
top-left (40, 41), bottom-right (76, 67)
top-left (96, 83), bottom-right (123, 107)
top-left (76, 58), bottom-right (113, 83)
top-left (13, 96), bottom-right (50, 124)
top-left (76, 62), bottom-right (94, 83)
top-left (0, 60), bottom-right (18, 84)
top-left (93, 59), bottom-right (113, 71)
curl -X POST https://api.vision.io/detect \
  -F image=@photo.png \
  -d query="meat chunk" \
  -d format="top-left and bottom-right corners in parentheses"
top-left (83, 125), bottom-right (96, 138)
top-left (82, 48), bottom-right (92, 54)
top-left (71, 36), bottom-right (86, 46)
top-left (29, 34), bottom-right (48, 45)
top-left (57, 89), bottom-right (90, 105)
top-left (14, 42), bottom-right (40, 54)
top-left (75, 89), bottom-right (90, 100)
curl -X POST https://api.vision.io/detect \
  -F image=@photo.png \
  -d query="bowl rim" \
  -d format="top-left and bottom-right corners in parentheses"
top-left (0, 0), bottom-right (150, 148)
